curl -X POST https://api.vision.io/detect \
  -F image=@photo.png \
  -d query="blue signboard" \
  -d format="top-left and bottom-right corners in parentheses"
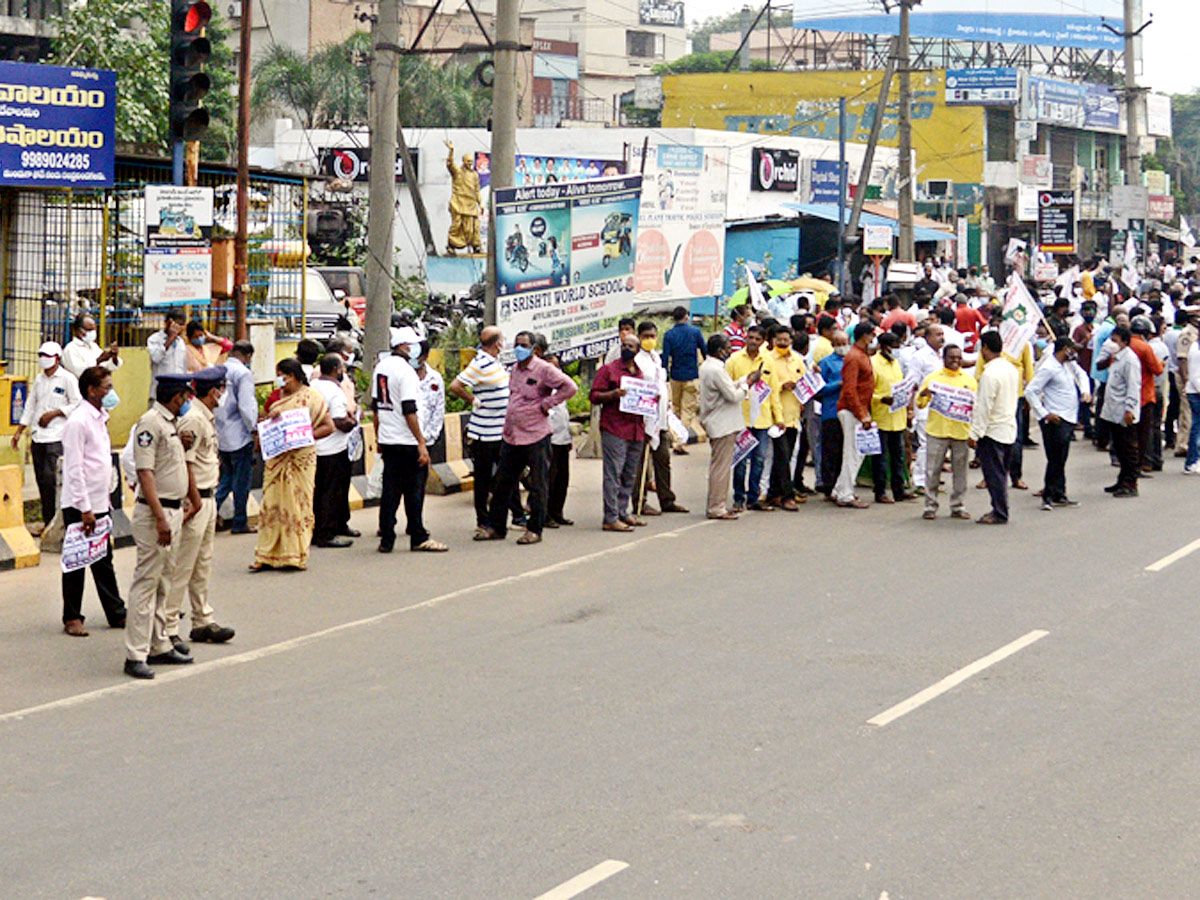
top-left (657, 145), bottom-right (705, 171)
top-left (793, 0), bottom-right (1123, 52)
top-left (1025, 75), bottom-right (1088, 128)
top-left (809, 160), bottom-right (846, 204)
top-left (945, 68), bottom-right (1019, 105)
top-left (0, 61), bottom-right (116, 188)
top-left (1083, 83), bottom-right (1120, 131)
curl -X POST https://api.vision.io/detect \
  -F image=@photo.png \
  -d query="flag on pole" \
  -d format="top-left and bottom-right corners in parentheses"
top-left (1181, 216), bottom-right (1196, 249)
top-left (999, 273), bottom-right (1042, 358)
top-left (745, 264), bottom-right (767, 314)
top-left (1122, 230), bottom-right (1140, 294)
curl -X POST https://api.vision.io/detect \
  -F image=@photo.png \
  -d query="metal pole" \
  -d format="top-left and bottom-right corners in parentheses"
top-left (837, 97), bottom-right (846, 296)
top-left (99, 194), bottom-right (109, 344)
top-left (844, 37), bottom-right (896, 243)
top-left (486, 0), bottom-right (520, 327)
top-left (896, 0), bottom-right (915, 261)
top-left (739, 6), bottom-right (751, 72)
top-left (365, 0), bottom-right (400, 364)
top-left (172, 141), bottom-right (184, 186)
top-left (1122, 0), bottom-right (1142, 186)
top-left (233, 0), bottom-right (251, 341)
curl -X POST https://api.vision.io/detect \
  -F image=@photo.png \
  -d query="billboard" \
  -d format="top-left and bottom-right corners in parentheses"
top-left (634, 145), bottom-right (729, 303)
top-left (750, 147), bottom-right (800, 192)
top-left (944, 68), bottom-right (1019, 105)
top-left (473, 152), bottom-right (625, 188)
top-left (144, 186), bottom-right (214, 308)
top-left (317, 147), bottom-right (419, 183)
top-left (1024, 75), bottom-right (1121, 131)
top-left (1037, 190), bottom-right (1076, 254)
top-left (639, 0), bottom-right (684, 27)
top-left (0, 61), bottom-right (116, 188)
top-left (494, 176), bottom-right (642, 362)
top-left (792, 0), bottom-right (1123, 52)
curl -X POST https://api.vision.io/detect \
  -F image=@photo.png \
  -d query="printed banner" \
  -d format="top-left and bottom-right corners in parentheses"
top-left (60, 516), bottom-right (112, 574)
top-left (928, 382), bottom-right (975, 423)
top-left (257, 407), bottom-right (315, 460)
top-left (999, 275), bottom-right (1043, 358)
top-left (494, 175), bottom-right (643, 363)
top-left (144, 185), bottom-right (214, 307)
top-left (619, 375), bottom-right (659, 417)
top-left (0, 61), bottom-right (116, 188)
top-left (474, 152), bottom-right (625, 188)
top-left (732, 429), bottom-right (760, 469)
top-left (634, 145), bottom-right (728, 303)
top-left (748, 377), bottom-right (772, 424)
top-left (793, 370), bottom-right (826, 405)
top-left (889, 375), bottom-right (918, 412)
top-left (856, 424), bottom-right (882, 456)
top-left (944, 68), bottom-right (1019, 106)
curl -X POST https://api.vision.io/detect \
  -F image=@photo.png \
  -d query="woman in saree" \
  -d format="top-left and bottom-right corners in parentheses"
top-left (250, 358), bottom-right (334, 571)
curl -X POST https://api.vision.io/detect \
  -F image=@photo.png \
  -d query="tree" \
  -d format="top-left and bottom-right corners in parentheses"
top-left (688, 8), bottom-right (795, 54)
top-left (52, 0), bottom-right (236, 161)
top-left (652, 50), bottom-right (771, 75)
top-left (1153, 92), bottom-right (1200, 218)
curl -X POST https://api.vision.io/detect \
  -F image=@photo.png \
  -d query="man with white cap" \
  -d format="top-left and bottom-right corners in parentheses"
top-left (371, 326), bottom-right (445, 554)
top-left (11, 341), bottom-right (80, 534)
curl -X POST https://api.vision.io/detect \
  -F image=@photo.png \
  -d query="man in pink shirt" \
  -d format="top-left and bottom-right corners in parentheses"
top-left (476, 330), bottom-right (577, 544)
top-left (59, 366), bottom-right (126, 637)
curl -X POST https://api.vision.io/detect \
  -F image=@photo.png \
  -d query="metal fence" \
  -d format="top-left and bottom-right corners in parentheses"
top-left (0, 158), bottom-right (307, 379)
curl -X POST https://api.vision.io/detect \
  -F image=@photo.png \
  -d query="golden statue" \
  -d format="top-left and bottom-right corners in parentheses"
top-left (445, 140), bottom-right (482, 255)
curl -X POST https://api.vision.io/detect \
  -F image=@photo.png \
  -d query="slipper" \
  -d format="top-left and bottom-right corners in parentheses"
top-left (621, 515), bottom-right (646, 527)
top-left (603, 521), bottom-right (634, 532)
top-left (516, 532), bottom-right (542, 545)
top-left (951, 510), bottom-right (971, 520)
top-left (837, 498), bottom-right (869, 509)
top-left (922, 510), bottom-right (937, 520)
top-left (63, 620), bottom-right (89, 637)
top-left (707, 511), bottom-right (740, 520)
top-left (413, 539), bottom-right (449, 552)
top-left (472, 529), bottom-right (502, 542)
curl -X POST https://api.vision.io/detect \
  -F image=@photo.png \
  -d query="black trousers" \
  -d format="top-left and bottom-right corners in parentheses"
top-left (548, 442), bottom-right (571, 522)
top-left (471, 439), bottom-right (523, 527)
top-left (1039, 419), bottom-right (1074, 502)
top-left (1166, 377), bottom-right (1181, 448)
top-left (313, 449), bottom-right (351, 542)
top-left (1094, 383), bottom-right (1111, 449)
top-left (1009, 400), bottom-right (1027, 480)
top-left (634, 429), bottom-right (675, 507)
top-left (61, 507), bottom-right (125, 626)
top-left (793, 420), bottom-right (812, 489)
top-left (1139, 400), bottom-right (1161, 470)
top-left (767, 427), bottom-right (797, 500)
top-left (816, 417), bottom-right (843, 495)
top-left (378, 443), bottom-right (429, 549)
top-left (977, 436), bottom-right (1013, 521)
top-left (488, 436), bottom-right (551, 536)
top-left (30, 440), bottom-right (61, 524)
top-left (1110, 422), bottom-right (1140, 490)
top-left (871, 429), bottom-right (907, 500)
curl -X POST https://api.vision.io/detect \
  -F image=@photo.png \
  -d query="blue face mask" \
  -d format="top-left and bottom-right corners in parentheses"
top-left (513, 345), bottom-right (533, 362)
top-left (191, 336), bottom-right (205, 347)
top-left (177, 400), bottom-right (192, 418)
top-left (1035, 338), bottom-right (1047, 352)
top-left (101, 388), bottom-right (120, 409)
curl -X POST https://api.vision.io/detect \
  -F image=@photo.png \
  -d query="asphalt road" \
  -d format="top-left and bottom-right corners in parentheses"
top-left (2, 440), bottom-right (1199, 899)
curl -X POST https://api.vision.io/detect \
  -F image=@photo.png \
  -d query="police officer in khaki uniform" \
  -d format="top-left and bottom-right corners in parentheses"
top-left (124, 374), bottom-right (196, 679)
top-left (165, 367), bottom-right (236, 651)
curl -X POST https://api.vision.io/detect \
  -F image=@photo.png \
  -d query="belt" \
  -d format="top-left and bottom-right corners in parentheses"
top-left (137, 497), bottom-right (182, 509)
top-left (197, 488), bottom-right (214, 498)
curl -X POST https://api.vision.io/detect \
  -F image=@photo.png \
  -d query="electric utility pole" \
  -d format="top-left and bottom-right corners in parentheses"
top-left (486, 0), bottom-right (520, 326)
top-left (365, 0), bottom-right (400, 367)
top-left (896, 0), bottom-right (915, 261)
top-left (1105, 0), bottom-right (1152, 187)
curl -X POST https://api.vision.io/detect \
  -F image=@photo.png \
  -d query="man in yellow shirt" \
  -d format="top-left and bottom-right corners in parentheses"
top-left (974, 338), bottom-right (1034, 490)
top-left (916, 344), bottom-right (977, 519)
top-left (812, 314), bottom-right (837, 366)
top-left (765, 325), bottom-right (806, 510)
top-left (726, 324), bottom-right (773, 510)
top-left (870, 332), bottom-right (913, 503)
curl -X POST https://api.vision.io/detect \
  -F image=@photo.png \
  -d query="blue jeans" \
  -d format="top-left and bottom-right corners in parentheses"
top-left (1187, 394), bottom-right (1200, 468)
top-left (732, 427), bottom-right (770, 506)
top-left (215, 442), bottom-right (254, 531)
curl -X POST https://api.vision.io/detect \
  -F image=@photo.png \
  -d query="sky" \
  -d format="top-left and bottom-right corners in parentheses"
top-left (681, 0), bottom-right (1197, 95)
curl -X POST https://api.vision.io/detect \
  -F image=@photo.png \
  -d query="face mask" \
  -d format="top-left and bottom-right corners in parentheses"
top-left (177, 400), bottom-right (192, 418)
top-left (38, 356), bottom-right (55, 370)
top-left (101, 388), bottom-right (120, 409)
top-left (1035, 338), bottom-right (1047, 351)
top-left (834, 345), bottom-right (849, 357)
top-left (191, 336), bottom-right (205, 347)
top-left (342, 353), bottom-right (355, 367)
top-left (513, 345), bottom-right (533, 362)
top-left (640, 338), bottom-right (656, 352)
top-left (275, 375), bottom-right (286, 389)
top-left (407, 345), bottom-right (422, 361)
top-left (868, 342), bottom-right (879, 354)
top-left (775, 346), bottom-right (790, 357)
top-left (620, 347), bottom-right (637, 363)
top-left (1082, 314), bottom-right (1095, 323)
top-left (83, 329), bottom-right (97, 344)
top-left (407, 356), bottom-right (421, 369)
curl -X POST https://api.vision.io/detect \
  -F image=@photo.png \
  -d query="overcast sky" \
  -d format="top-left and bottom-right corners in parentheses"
top-left (681, 0), bottom-right (1196, 95)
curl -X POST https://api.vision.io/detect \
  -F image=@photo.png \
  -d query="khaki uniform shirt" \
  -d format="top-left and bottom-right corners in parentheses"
top-left (133, 402), bottom-right (188, 500)
top-left (178, 402), bottom-right (219, 491)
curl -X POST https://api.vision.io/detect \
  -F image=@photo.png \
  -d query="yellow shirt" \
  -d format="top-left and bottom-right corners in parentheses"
top-left (812, 335), bottom-right (834, 366)
top-left (726, 349), bottom-right (773, 429)
top-left (767, 347), bottom-right (806, 428)
top-left (974, 343), bottom-right (1034, 396)
top-left (870, 353), bottom-right (907, 431)
top-left (1081, 270), bottom-right (1096, 299)
top-left (917, 367), bottom-right (978, 441)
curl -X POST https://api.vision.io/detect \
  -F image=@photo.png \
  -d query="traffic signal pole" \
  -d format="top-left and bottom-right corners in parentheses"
top-left (233, 0), bottom-right (252, 339)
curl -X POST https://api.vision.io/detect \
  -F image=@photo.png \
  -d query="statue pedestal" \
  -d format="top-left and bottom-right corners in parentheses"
top-left (427, 254), bottom-right (488, 297)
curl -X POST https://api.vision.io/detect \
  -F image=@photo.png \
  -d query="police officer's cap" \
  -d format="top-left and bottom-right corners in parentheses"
top-left (156, 373), bottom-right (193, 399)
top-left (190, 365), bottom-right (227, 394)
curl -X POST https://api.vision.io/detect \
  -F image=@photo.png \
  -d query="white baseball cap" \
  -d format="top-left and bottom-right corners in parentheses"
top-left (38, 341), bottom-right (62, 357)
top-left (389, 326), bottom-right (420, 348)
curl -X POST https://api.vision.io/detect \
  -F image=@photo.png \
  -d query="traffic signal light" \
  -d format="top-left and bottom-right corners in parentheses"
top-left (170, 0), bottom-right (212, 141)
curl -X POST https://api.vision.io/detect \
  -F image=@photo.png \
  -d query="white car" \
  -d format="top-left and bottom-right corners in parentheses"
top-left (264, 267), bottom-right (349, 339)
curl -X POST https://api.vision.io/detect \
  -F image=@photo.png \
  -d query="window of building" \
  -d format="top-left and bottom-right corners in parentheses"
top-left (626, 31), bottom-right (665, 59)
top-left (985, 107), bottom-right (1015, 162)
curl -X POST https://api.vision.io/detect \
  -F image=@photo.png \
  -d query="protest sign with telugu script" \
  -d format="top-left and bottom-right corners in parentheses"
top-left (731, 429), bottom-right (760, 469)
top-left (257, 407), bottom-right (315, 460)
top-left (619, 376), bottom-right (659, 417)
top-left (793, 370), bottom-right (826, 405)
top-left (889, 375), bottom-right (918, 412)
top-left (928, 382), bottom-right (975, 423)
top-left (855, 424), bottom-right (882, 456)
top-left (61, 516), bottom-right (113, 574)
top-left (748, 378), bottom-right (771, 424)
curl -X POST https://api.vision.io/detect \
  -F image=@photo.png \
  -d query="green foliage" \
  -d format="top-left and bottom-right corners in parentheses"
top-left (310, 197), bottom-right (368, 267)
top-left (565, 374), bottom-right (590, 419)
top-left (391, 273), bottom-right (429, 312)
top-left (687, 9), bottom-right (795, 54)
top-left (652, 50), bottom-right (771, 75)
top-left (1152, 92), bottom-right (1200, 217)
top-left (52, 0), bottom-right (236, 161)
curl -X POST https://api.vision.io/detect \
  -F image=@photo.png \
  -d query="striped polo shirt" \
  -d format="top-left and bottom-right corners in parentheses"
top-left (458, 349), bottom-right (509, 441)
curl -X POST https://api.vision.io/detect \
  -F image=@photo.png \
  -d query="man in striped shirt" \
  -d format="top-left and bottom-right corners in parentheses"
top-left (449, 326), bottom-right (525, 536)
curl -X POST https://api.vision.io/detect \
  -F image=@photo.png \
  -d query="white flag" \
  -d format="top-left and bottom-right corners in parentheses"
top-left (745, 264), bottom-right (767, 313)
top-left (1122, 231), bottom-right (1140, 293)
top-left (999, 274), bottom-right (1041, 358)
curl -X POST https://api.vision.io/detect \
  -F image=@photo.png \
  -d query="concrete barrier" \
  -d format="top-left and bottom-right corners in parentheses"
top-left (0, 464), bottom-right (39, 569)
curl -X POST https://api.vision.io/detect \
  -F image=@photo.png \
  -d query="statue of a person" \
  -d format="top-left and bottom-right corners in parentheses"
top-left (445, 140), bottom-right (482, 255)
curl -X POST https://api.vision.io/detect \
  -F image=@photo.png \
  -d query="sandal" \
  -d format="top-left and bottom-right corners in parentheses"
top-left (516, 531), bottom-right (542, 545)
top-left (63, 620), bottom-right (89, 637)
top-left (414, 539), bottom-right (449, 552)
top-left (621, 515), bottom-right (646, 527)
top-left (603, 521), bottom-right (634, 532)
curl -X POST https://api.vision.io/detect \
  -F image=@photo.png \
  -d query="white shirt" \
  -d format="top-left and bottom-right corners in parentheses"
top-left (1026, 355), bottom-right (1089, 425)
top-left (1188, 343), bottom-right (1200, 395)
top-left (60, 336), bottom-right (121, 378)
top-left (548, 401), bottom-right (572, 446)
top-left (371, 354), bottom-right (421, 446)
top-left (20, 367), bottom-right (81, 443)
top-left (312, 378), bottom-right (349, 456)
top-left (61, 401), bottom-right (112, 513)
top-left (146, 329), bottom-right (188, 396)
top-left (417, 366), bottom-right (445, 444)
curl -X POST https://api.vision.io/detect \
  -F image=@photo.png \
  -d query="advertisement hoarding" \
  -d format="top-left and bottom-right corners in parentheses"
top-left (635, 145), bottom-right (729, 304)
top-left (806, 159), bottom-right (848, 203)
top-left (0, 61), bottom-right (116, 188)
top-left (474, 152), bottom-right (625, 188)
top-left (494, 176), bottom-right (642, 362)
top-left (144, 186), bottom-right (214, 308)
top-left (944, 68), bottom-right (1018, 105)
top-left (750, 146), bottom-right (800, 192)
top-left (1037, 190), bottom-right (1076, 254)
top-left (1149, 195), bottom-right (1175, 222)
top-left (639, 0), bottom-right (684, 27)
top-left (317, 147), bottom-right (419, 183)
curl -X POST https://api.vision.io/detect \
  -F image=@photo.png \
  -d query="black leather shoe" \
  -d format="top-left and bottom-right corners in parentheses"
top-left (378, 541), bottom-right (394, 553)
top-left (314, 537), bottom-right (353, 548)
top-left (147, 649), bottom-right (194, 666)
top-left (190, 623), bottom-right (235, 644)
top-left (338, 528), bottom-right (362, 538)
top-left (170, 635), bottom-right (191, 655)
top-left (124, 660), bottom-right (155, 679)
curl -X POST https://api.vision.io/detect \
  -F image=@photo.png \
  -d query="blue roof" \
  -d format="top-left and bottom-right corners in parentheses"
top-left (781, 202), bottom-right (954, 244)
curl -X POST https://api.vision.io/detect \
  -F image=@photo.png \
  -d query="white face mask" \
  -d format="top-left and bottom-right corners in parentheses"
top-left (82, 330), bottom-right (97, 344)
top-left (275, 375), bottom-right (286, 389)
top-left (39, 356), bottom-right (56, 370)
top-left (834, 345), bottom-right (849, 357)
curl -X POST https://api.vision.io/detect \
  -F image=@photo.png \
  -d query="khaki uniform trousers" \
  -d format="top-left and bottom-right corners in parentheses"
top-left (125, 504), bottom-right (183, 662)
top-left (1175, 372), bottom-right (1191, 452)
top-left (706, 432), bottom-right (737, 517)
top-left (165, 496), bottom-right (216, 636)
top-left (670, 379), bottom-right (705, 440)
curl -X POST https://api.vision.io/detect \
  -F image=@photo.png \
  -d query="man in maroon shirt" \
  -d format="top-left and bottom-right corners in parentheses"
top-left (1072, 300), bottom-right (1097, 438)
top-left (590, 332), bottom-right (648, 532)
top-left (833, 322), bottom-right (876, 508)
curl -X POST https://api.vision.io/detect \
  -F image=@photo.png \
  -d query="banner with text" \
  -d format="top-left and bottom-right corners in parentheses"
top-left (144, 186), bottom-right (214, 307)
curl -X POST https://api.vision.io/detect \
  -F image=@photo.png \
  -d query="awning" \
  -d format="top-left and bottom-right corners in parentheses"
top-left (781, 202), bottom-right (955, 244)
top-left (1148, 221), bottom-right (1181, 242)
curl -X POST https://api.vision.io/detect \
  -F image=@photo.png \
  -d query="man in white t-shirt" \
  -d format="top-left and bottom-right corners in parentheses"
top-left (312, 354), bottom-right (358, 548)
top-left (12, 341), bottom-right (80, 532)
top-left (371, 327), bottom-right (446, 554)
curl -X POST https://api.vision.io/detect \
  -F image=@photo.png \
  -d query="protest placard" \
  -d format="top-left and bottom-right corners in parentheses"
top-left (667, 411), bottom-right (689, 444)
top-left (793, 370), bottom-right (826, 405)
top-left (257, 407), bottom-right (315, 460)
top-left (731, 429), bottom-right (760, 469)
top-left (60, 516), bottom-right (113, 574)
top-left (928, 382), bottom-right (975, 424)
top-left (889, 375), bottom-right (918, 412)
top-left (748, 378), bottom-right (771, 424)
top-left (619, 376), bottom-right (659, 417)
top-left (856, 424), bottom-right (882, 456)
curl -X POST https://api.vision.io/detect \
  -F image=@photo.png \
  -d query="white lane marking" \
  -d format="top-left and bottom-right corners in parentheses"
top-left (1145, 537), bottom-right (1200, 572)
top-left (533, 860), bottom-right (629, 900)
top-left (0, 521), bottom-right (714, 726)
top-left (867, 629), bottom-right (1049, 727)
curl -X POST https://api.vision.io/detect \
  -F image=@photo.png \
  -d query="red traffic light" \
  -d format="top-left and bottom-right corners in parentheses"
top-left (184, 1), bottom-right (211, 33)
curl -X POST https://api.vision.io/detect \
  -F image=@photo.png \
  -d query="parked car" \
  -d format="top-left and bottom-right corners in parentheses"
top-left (264, 267), bottom-right (348, 340)
top-left (316, 266), bottom-right (366, 325)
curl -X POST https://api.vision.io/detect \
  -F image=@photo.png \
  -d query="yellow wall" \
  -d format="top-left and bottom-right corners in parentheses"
top-left (661, 69), bottom-right (985, 187)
